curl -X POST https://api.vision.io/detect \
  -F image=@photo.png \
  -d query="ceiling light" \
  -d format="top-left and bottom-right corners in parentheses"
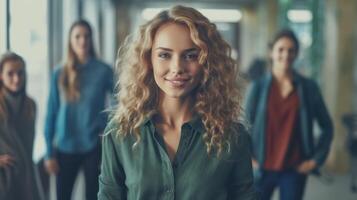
top-left (142, 8), bottom-right (242, 23)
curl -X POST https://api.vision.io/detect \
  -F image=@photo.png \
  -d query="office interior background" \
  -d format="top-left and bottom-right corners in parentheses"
top-left (1, 0), bottom-right (357, 199)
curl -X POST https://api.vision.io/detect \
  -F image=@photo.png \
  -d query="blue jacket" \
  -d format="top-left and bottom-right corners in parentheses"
top-left (244, 72), bottom-right (333, 169)
top-left (44, 58), bottom-right (114, 158)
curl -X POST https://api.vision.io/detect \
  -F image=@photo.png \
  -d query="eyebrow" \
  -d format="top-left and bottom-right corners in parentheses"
top-left (154, 47), bottom-right (198, 53)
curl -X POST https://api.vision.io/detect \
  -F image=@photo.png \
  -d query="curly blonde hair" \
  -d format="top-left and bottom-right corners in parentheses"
top-left (113, 5), bottom-right (243, 154)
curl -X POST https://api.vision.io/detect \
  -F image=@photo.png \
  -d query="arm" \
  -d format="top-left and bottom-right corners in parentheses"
top-left (98, 131), bottom-right (127, 200)
top-left (98, 67), bottom-right (116, 135)
top-left (30, 101), bottom-right (36, 156)
top-left (44, 68), bottom-right (61, 159)
top-left (228, 130), bottom-right (258, 200)
top-left (311, 82), bottom-right (334, 166)
top-left (243, 81), bottom-right (260, 163)
top-left (244, 82), bottom-right (259, 125)
top-left (106, 65), bottom-right (116, 107)
top-left (26, 99), bottom-right (37, 158)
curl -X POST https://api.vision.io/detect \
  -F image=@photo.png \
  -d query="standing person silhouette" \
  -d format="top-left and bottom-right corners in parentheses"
top-left (245, 29), bottom-right (333, 200)
top-left (44, 19), bottom-right (113, 200)
top-left (98, 5), bottom-right (257, 200)
top-left (0, 52), bottom-right (41, 200)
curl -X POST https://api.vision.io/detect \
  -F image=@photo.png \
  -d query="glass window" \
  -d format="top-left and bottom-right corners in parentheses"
top-left (0, 0), bottom-right (6, 53)
top-left (10, 0), bottom-right (48, 162)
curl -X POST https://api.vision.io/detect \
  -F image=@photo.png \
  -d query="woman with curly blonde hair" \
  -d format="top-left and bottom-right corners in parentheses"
top-left (98, 5), bottom-right (256, 200)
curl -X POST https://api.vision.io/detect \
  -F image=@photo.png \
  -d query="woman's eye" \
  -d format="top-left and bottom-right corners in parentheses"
top-left (184, 53), bottom-right (198, 60)
top-left (158, 52), bottom-right (170, 59)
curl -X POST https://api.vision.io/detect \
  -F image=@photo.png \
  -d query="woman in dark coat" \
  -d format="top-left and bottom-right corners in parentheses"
top-left (0, 52), bottom-right (40, 200)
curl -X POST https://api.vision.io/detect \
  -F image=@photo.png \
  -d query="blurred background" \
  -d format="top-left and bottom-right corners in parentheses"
top-left (1, 0), bottom-right (357, 199)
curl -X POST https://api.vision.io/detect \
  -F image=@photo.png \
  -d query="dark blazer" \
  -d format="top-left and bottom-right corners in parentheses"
top-left (244, 71), bottom-right (333, 171)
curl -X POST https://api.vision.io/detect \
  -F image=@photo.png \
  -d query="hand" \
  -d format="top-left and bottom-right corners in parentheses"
top-left (0, 154), bottom-right (15, 167)
top-left (297, 160), bottom-right (317, 174)
top-left (44, 158), bottom-right (59, 175)
top-left (252, 159), bottom-right (259, 169)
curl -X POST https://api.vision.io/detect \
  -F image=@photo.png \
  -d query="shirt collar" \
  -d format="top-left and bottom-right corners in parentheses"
top-left (266, 69), bottom-right (302, 86)
top-left (142, 114), bottom-right (205, 134)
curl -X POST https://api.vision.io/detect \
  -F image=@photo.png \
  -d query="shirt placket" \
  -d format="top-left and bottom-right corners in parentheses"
top-left (149, 123), bottom-right (176, 200)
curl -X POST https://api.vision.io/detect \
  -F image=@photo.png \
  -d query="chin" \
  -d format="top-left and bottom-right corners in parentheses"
top-left (162, 89), bottom-right (189, 99)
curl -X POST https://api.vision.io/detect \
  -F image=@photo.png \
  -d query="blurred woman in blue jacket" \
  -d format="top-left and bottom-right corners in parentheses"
top-left (44, 19), bottom-right (113, 200)
top-left (245, 29), bottom-right (333, 200)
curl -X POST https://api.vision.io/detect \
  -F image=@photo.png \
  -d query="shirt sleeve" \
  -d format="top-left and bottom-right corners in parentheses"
top-left (44, 68), bottom-right (61, 159)
top-left (243, 81), bottom-right (259, 125)
top-left (228, 128), bottom-right (258, 200)
top-left (311, 82), bottom-right (334, 166)
top-left (98, 131), bottom-right (127, 200)
top-left (106, 65), bottom-right (116, 106)
top-left (98, 65), bottom-right (116, 133)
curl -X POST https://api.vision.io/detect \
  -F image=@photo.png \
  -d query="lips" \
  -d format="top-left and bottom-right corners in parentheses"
top-left (165, 77), bottom-right (190, 87)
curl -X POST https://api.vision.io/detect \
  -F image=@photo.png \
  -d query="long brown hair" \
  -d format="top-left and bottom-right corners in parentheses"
top-left (0, 52), bottom-right (34, 121)
top-left (60, 19), bottom-right (96, 102)
top-left (113, 5), bottom-right (243, 154)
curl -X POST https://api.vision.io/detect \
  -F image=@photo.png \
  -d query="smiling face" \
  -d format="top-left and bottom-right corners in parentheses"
top-left (70, 25), bottom-right (91, 59)
top-left (270, 37), bottom-right (297, 72)
top-left (151, 22), bottom-right (203, 100)
top-left (0, 60), bottom-right (25, 93)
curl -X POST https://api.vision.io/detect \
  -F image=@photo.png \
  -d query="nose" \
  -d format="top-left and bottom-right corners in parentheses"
top-left (282, 50), bottom-right (290, 58)
top-left (170, 55), bottom-right (184, 74)
top-left (13, 74), bottom-right (20, 83)
top-left (285, 49), bottom-right (296, 60)
top-left (79, 36), bottom-right (86, 45)
top-left (13, 74), bottom-right (22, 84)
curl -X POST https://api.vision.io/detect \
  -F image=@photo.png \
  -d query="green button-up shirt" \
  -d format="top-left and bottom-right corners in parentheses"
top-left (98, 117), bottom-right (257, 200)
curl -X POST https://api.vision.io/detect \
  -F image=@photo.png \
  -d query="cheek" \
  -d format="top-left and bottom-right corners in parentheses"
top-left (71, 38), bottom-right (79, 48)
top-left (152, 62), bottom-right (167, 77)
top-left (191, 65), bottom-right (203, 77)
top-left (1, 77), bottom-right (11, 87)
top-left (271, 52), bottom-right (280, 61)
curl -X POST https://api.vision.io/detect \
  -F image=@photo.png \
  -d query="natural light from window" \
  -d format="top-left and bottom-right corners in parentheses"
top-left (10, 0), bottom-right (48, 162)
top-left (0, 0), bottom-right (6, 53)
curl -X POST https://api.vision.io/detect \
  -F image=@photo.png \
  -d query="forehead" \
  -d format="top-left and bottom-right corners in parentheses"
top-left (152, 22), bottom-right (196, 50)
top-left (2, 60), bottom-right (24, 72)
top-left (71, 25), bottom-right (90, 35)
top-left (273, 37), bottom-right (296, 48)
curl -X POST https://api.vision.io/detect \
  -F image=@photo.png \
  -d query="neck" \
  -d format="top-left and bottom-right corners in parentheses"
top-left (2, 87), bottom-right (24, 115)
top-left (156, 94), bottom-right (194, 129)
top-left (2, 87), bottom-right (23, 98)
top-left (77, 54), bottom-right (89, 64)
top-left (272, 67), bottom-right (293, 83)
